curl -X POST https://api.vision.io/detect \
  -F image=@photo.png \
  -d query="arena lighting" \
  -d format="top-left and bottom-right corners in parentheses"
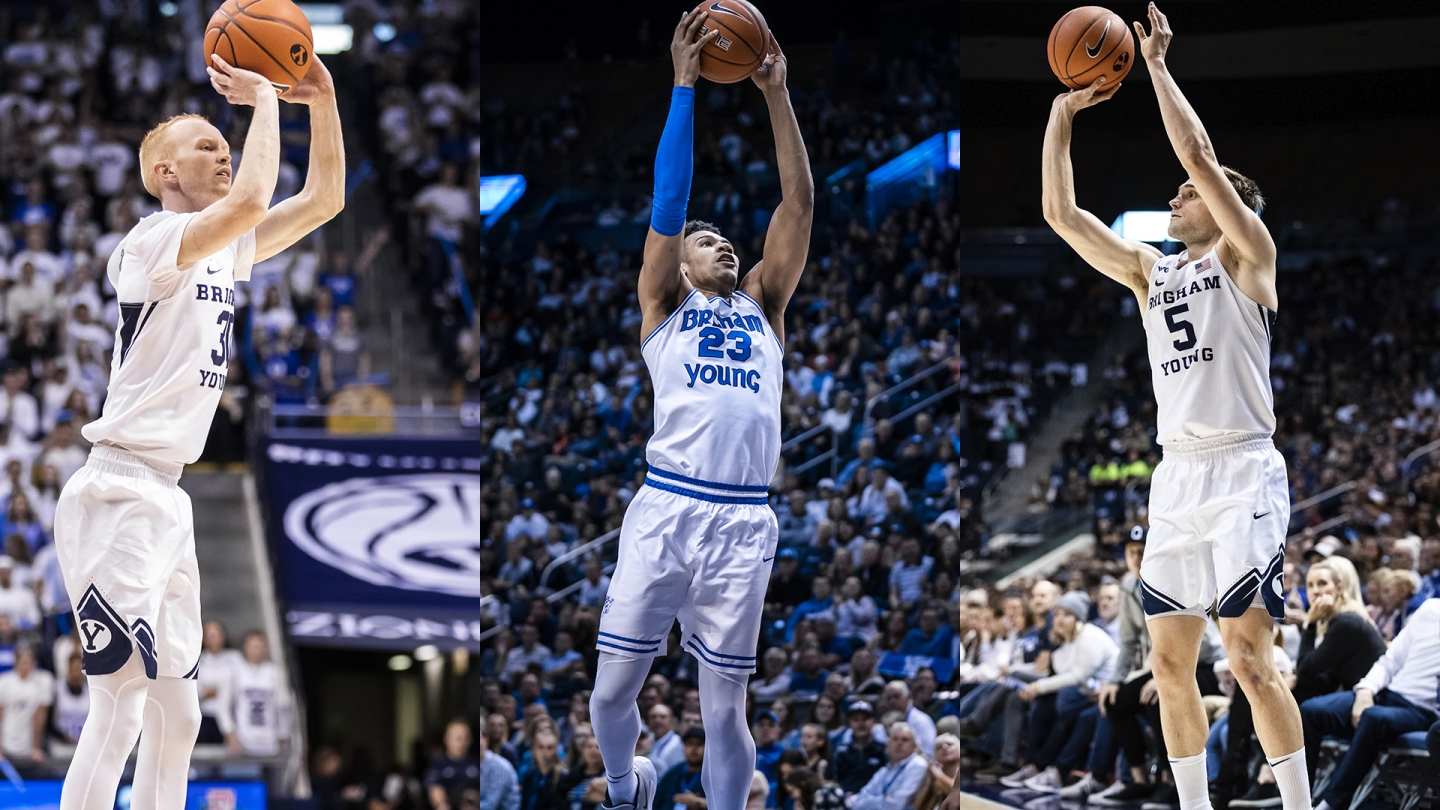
top-left (947, 129), bottom-right (961, 170)
top-left (297, 4), bottom-right (354, 53)
top-left (387, 654), bottom-right (413, 671)
top-left (480, 174), bottom-right (527, 230)
top-left (158, 1), bottom-right (178, 16)
top-left (373, 23), bottom-right (397, 42)
top-left (414, 644), bottom-right (440, 662)
top-left (1111, 210), bottom-right (1175, 243)
top-left (864, 130), bottom-right (960, 223)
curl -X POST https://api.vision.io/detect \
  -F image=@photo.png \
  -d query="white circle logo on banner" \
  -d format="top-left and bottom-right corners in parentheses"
top-left (284, 473), bottom-right (482, 597)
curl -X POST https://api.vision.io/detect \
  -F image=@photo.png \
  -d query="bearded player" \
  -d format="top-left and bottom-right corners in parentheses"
top-left (589, 10), bottom-right (812, 810)
top-left (1041, 6), bottom-right (1308, 810)
top-left (55, 54), bottom-right (343, 810)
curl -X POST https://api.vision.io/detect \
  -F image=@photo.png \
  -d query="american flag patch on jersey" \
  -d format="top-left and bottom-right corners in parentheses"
top-left (1194, 257), bottom-right (1212, 273)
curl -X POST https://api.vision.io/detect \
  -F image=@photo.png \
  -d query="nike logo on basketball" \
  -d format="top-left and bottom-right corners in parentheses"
top-left (1085, 21), bottom-right (1111, 58)
top-left (1253, 511), bottom-right (1269, 519)
top-left (762, 555), bottom-right (775, 563)
top-left (708, 1), bottom-right (744, 18)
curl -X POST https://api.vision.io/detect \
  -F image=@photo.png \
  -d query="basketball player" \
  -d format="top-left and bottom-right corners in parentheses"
top-left (1041, 6), bottom-right (1306, 810)
top-left (55, 53), bottom-right (343, 810)
top-left (588, 10), bottom-right (812, 810)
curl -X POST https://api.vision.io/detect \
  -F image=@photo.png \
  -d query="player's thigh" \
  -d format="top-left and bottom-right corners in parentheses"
top-left (156, 491), bottom-right (202, 679)
top-left (678, 503), bottom-right (777, 675)
top-left (597, 487), bottom-right (693, 656)
top-left (1144, 613), bottom-right (1207, 683)
top-left (1207, 449), bottom-right (1287, 619)
top-left (1140, 458), bottom-right (1214, 616)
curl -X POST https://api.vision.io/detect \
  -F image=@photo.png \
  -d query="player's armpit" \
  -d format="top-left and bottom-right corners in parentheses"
top-left (743, 195), bottom-right (812, 334)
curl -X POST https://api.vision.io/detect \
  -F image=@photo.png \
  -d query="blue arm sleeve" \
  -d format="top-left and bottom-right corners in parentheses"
top-left (650, 86), bottom-right (695, 237)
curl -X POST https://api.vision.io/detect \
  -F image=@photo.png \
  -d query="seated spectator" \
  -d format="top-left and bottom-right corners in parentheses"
top-left (828, 701), bottom-right (885, 792)
top-left (576, 557), bottom-right (610, 608)
top-left (847, 722), bottom-right (927, 810)
top-left (750, 648), bottom-right (793, 706)
top-left (834, 577), bottom-right (878, 644)
top-left (898, 607), bottom-right (954, 658)
top-left (654, 727), bottom-right (706, 810)
top-left (503, 627), bottom-right (551, 684)
top-left (752, 710), bottom-right (785, 798)
top-left (1367, 566), bottom-right (1415, 642)
top-left (232, 629), bottom-right (292, 757)
top-left (1301, 597), bottom-right (1440, 810)
top-left (999, 591), bottom-right (1117, 790)
top-left (777, 490), bottom-right (818, 549)
top-left (647, 704), bottom-right (683, 776)
top-left (844, 648), bottom-right (885, 697)
top-left (747, 770), bottom-right (770, 810)
top-left (909, 733), bottom-right (959, 810)
top-left (50, 651), bottom-right (86, 750)
top-left (887, 539), bottom-right (933, 612)
top-left (881, 680), bottom-right (937, 757)
top-left (197, 621), bottom-right (241, 752)
top-left (797, 722), bottom-right (831, 775)
top-left (1, 492), bottom-right (46, 554)
top-left (783, 768), bottom-right (845, 810)
top-left (1292, 556), bottom-right (1387, 703)
top-left (787, 646), bottom-right (830, 704)
top-left (559, 734), bottom-right (607, 810)
top-left (518, 728), bottom-right (567, 810)
top-left (475, 719), bottom-right (519, 810)
top-left (0, 645), bottom-right (51, 763)
top-left (0, 557), bottom-right (39, 629)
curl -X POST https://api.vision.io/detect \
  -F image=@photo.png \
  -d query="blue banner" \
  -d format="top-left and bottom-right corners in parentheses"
top-left (0, 780), bottom-right (265, 810)
top-left (876, 653), bottom-right (956, 683)
top-left (262, 438), bottom-right (482, 651)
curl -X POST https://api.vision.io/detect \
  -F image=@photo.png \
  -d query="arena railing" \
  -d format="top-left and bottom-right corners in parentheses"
top-left (1402, 438), bottom-right (1440, 490)
top-left (862, 360), bottom-right (955, 438)
top-left (541, 527), bottom-right (622, 605)
top-left (259, 398), bottom-right (482, 438)
top-left (781, 424), bottom-right (840, 480)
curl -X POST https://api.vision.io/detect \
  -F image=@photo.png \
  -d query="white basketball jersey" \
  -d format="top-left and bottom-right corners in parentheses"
top-left (1142, 247), bottom-right (1275, 446)
top-left (641, 289), bottom-right (782, 488)
top-left (83, 211), bottom-right (255, 465)
top-left (233, 659), bottom-right (287, 755)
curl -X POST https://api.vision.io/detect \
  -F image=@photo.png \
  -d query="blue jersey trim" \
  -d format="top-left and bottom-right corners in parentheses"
top-left (685, 639), bottom-right (755, 670)
top-left (597, 638), bottom-right (662, 655)
top-left (646, 467), bottom-right (769, 493)
top-left (733, 290), bottom-right (784, 350)
top-left (644, 478), bottom-right (769, 505)
top-left (598, 631), bottom-right (666, 647)
top-left (640, 288), bottom-right (699, 351)
top-left (689, 635), bottom-right (756, 661)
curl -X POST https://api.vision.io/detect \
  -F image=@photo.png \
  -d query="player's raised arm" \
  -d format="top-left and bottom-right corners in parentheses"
top-left (740, 39), bottom-right (813, 338)
top-left (1137, 4), bottom-right (1276, 274)
top-left (178, 55), bottom-right (281, 265)
top-left (1042, 80), bottom-right (1162, 298)
top-left (639, 11), bottom-right (718, 341)
top-left (254, 57), bottom-right (346, 262)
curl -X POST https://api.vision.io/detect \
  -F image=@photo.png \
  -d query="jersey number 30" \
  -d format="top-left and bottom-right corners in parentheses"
top-left (1164, 304), bottom-right (1197, 351)
top-left (212, 311), bottom-right (234, 367)
top-left (696, 326), bottom-right (752, 361)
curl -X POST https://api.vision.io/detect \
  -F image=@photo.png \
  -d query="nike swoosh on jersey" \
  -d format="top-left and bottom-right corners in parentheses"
top-left (1085, 20), bottom-right (1111, 58)
top-left (1253, 511), bottom-right (1270, 519)
top-left (206, 264), bottom-right (223, 274)
top-left (762, 555), bottom-right (775, 563)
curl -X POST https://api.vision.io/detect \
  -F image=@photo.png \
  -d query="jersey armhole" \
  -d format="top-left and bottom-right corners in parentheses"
top-left (640, 288), bottom-right (698, 351)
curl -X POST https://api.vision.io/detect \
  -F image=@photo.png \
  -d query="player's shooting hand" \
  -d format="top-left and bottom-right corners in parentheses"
top-left (1054, 76), bottom-right (1121, 115)
top-left (279, 55), bottom-right (334, 105)
top-left (752, 37), bottom-right (787, 92)
top-left (208, 54), bottom-right (277, 106)
top-left (672, 10), bottom-right (720, 88)
top-left (1134, 2), bottom-right (1172, 64)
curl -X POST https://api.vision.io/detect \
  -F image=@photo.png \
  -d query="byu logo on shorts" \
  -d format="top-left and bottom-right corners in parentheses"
top-left (602, 596), bottom-right (614, 615)
top-left (79, 619), bottom-right (111, 653)
top-left (284, 473), bottom-right (481, 597)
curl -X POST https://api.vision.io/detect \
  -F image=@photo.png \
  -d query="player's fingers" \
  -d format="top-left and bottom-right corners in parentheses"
top-left (1133, 20), bottom-right (1147, 41)
top-left (690, 28), bottom-right (719, 53)
top-left (210, 54), bottom-right (235, 74)
top-left (686, 11), bottom-right (709, 40)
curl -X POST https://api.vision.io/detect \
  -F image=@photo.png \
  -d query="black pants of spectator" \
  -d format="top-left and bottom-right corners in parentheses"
top-left (1110, 665), bottom-right (1220, 777)
top-left (1427, 719), bottom-right (1440, 760)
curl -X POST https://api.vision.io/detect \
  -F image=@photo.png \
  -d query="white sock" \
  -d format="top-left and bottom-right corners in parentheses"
top-left (698, 666), bottom-right (755, 810)
top-left (589, 653), bottom-right (652, 806)
top-left (60, 655), bottom-right (148, 810)
top-left (1314, 802), bottom-right (1333, 810)
top-left (131, 677), bottom-right (203, 810)
top-left (1266, 749), bottom-right (1311, 810)
top-left (1167, 752), bottom-right (1212, 810)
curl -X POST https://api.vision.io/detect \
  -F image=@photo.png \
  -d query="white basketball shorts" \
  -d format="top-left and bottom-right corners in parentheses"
top-left (597, 472), bottom-right (778, 676)
top-left (53, 445), bottom-right (201, 680)
top-left (1139, 436), bottom-right (1289, 621)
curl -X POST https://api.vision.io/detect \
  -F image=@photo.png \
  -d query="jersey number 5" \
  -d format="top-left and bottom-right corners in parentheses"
top-left (212, 311), bottom-right (234, 367)
top-left (696, 326), bottom-right (752, 362)
top-left (1164, 304), bottom-right (1197, 351)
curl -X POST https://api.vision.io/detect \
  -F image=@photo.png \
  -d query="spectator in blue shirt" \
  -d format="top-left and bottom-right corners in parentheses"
top-left (787, 577), bottom-right (835, 642)
top-left (318, 251), bottom-right (358, 308)
top-left (754, 711), bottom-right (785, 804)
top-left (837, 439), bottom-right (878, 487)
top-left (787, 647), bottom-right (830, 702)
top-left (899, 607), bottom-right (955, 658)
top-left (888, 539), bottom-right (934, 612)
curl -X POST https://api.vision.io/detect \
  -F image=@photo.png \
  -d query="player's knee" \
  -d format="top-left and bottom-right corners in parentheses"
top-left (1226, 641), bottom-right (1276, 691)
top-left (1149, 646), bottom-right (1193, 682)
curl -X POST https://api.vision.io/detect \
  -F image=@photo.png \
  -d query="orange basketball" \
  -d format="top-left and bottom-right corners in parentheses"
top-left (692, 0), bottom-right (771, 85)
top-left (1047, 6), bottom-right (1134, 90)
top-left (204, 0), bottom-right (314, 92)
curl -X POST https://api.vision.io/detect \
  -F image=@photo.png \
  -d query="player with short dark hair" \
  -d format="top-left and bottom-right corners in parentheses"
top-left (1040, 5), bottom-right (1306, 810)
top-left (587, 10), bottom-right (813, 810)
